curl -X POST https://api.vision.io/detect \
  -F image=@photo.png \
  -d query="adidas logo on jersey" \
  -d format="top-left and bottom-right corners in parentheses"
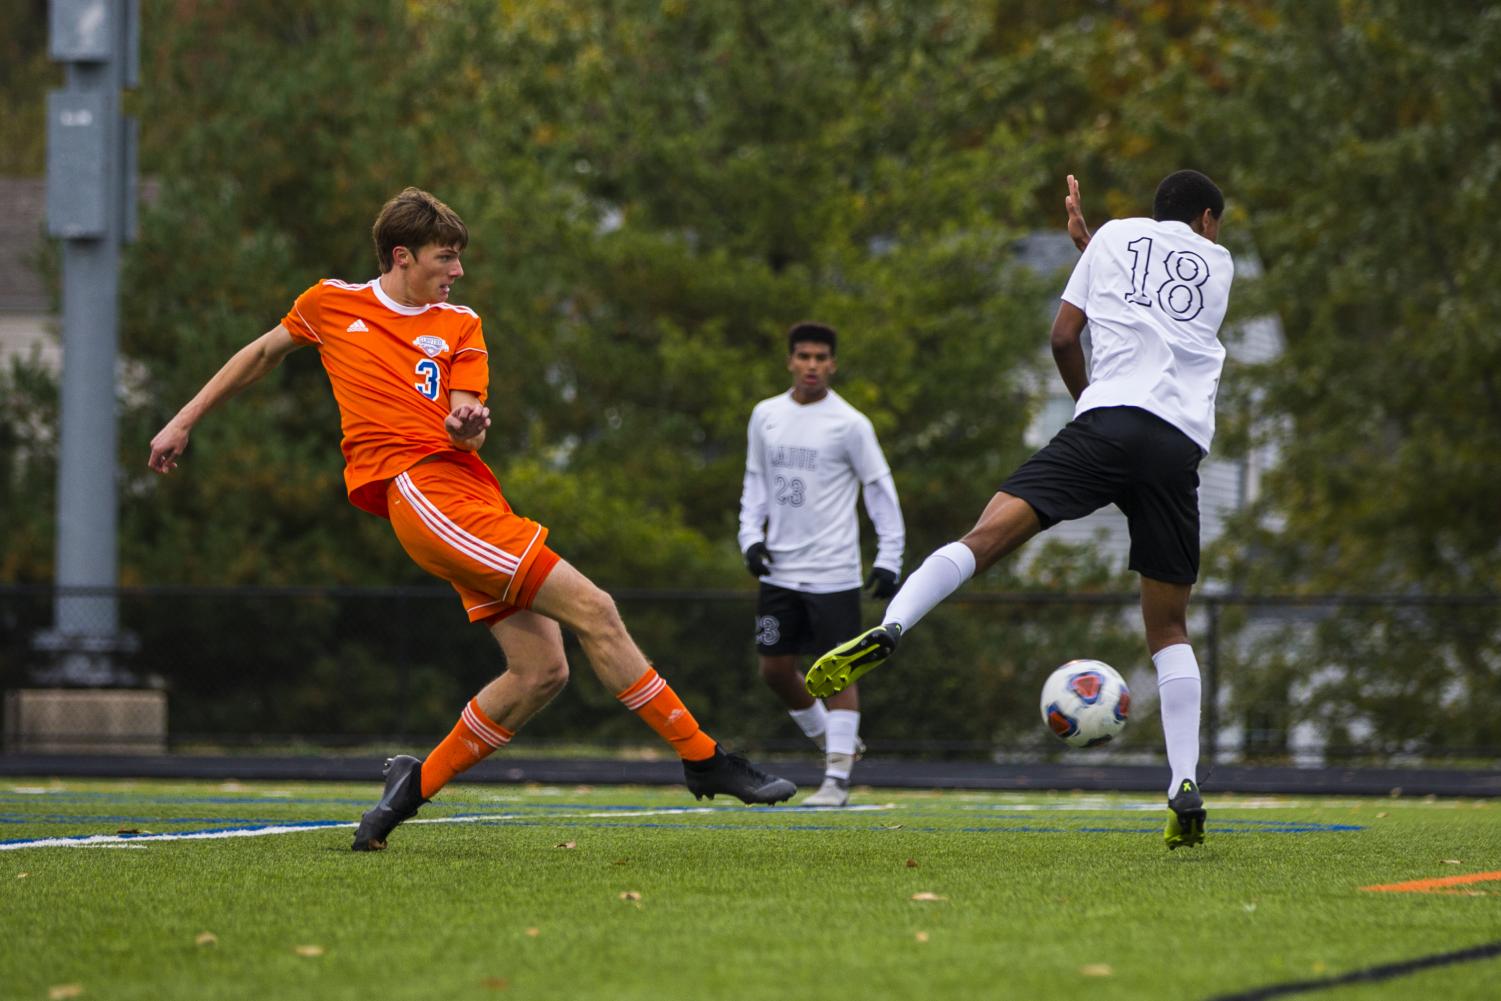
top-left (346, 318), bottom-right (369, 332)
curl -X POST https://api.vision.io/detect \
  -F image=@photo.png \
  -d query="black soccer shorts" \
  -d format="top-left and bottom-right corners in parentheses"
top-left (999, 405), bottom-right (1204, 584)
top-left (754, 583), bottom-right (863, 656)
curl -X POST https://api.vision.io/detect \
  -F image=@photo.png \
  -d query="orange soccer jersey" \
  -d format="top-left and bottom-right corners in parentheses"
top-left (282, 278), bottom-right (559, 623)
top-left (281, 278), bottom-right (491, 517)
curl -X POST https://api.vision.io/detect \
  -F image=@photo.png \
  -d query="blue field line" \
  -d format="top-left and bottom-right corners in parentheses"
top-left (0, 815), bottom-right (291, 826)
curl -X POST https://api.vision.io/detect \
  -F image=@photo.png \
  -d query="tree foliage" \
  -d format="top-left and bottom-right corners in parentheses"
top-left (4, 0), bottom-right (1499, 755)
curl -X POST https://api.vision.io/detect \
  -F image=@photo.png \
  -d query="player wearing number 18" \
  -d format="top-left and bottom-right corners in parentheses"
top-left (806, 171), bottom-right (1232, 850)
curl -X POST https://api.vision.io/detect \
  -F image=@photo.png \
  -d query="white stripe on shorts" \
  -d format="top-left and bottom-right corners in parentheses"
top-left (395, 471), bottom-right (520, 576)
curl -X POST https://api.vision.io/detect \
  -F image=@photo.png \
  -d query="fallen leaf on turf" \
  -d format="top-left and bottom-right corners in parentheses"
top-left (1242, 903), bottom-right (1257, 913)
top-left (611, 859), bottom-right (630, 865)
top-left (1375, 812), bottom-right (1389, 818)
top-left (905, 859), bottom-right (919, 868)
top-left (48, 986), bottom-right (84, 1000)
top-left (878, 824), bottom-right (904, 831)
top-left (915, 932), bottom-right (930, 943)
top-left (910, 892), bottom-right (946, 902)
top-left (555, 841), bottom-right (576, 850)
top-left (116, 828), bottom-right (144, 835)
top-left (1442, 859), bottom-right (1462, 865)
top-left (619, 891), bottom-right (642, 902)
top-left (481, 977), bottom-right (509, 991)
top-left (524, 928), bottom-right (540, 938)
top-left (294, 945), bottom-right (325, 957)
top-left (16, 873), bottom-right (27, 879)
top-left (1080, 964), bottom-right (1113, 977)
top-left (195, 932), bottom-right (218, 946)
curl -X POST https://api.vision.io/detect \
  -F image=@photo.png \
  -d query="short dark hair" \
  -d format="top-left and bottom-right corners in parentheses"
top-left (1152, 170), bottom-right (1224, 225)
top-left (372, 187), bottom-right (469, 272)
top-left (787, 321), bottom-right (837, 355)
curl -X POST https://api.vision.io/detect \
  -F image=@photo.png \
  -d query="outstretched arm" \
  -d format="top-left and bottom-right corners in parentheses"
top-left (1065, 174), bottom-right (1092, 252)
top-left (148, 324), bottom-right (303, 474)
top-left (446, 390), bottom-right (491, 451)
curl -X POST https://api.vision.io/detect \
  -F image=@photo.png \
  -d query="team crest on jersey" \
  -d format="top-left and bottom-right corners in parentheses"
top-left (413, 335), bottom-right (449, 358)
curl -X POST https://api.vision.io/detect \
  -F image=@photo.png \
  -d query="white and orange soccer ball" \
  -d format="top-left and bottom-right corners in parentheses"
top-left (1040, 659), bottom-right (1131, 748)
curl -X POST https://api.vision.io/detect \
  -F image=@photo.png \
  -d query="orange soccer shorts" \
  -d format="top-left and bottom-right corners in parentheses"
top-left (386, 455), bottom-right (560, 624)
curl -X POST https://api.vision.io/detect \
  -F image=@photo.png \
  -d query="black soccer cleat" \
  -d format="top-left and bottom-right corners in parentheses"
top-left (1164, 778), bottom-right (1207, 850)
top-left (351, 755), bottom-right (427, 852)
top-left (683, 748), bottom-right (796, 805)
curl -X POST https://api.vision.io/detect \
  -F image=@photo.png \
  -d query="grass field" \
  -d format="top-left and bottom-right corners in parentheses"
top-left (2, 779), bottom-right (1497, 1001)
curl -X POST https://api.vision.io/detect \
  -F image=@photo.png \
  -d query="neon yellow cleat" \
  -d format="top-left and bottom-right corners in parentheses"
top-left (1164, 779), bottom-right (1207, 850)
top-left (804, 624), bottom-right (902, 698)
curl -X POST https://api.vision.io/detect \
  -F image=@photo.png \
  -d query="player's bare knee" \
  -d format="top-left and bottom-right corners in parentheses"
top-left (536, 658), bottom-right (570, 699)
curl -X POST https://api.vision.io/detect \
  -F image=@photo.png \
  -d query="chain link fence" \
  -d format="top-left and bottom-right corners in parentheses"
top-left (2, 585), bottom-right (1498, 766)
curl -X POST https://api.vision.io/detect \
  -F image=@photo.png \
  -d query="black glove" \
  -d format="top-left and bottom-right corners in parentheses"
top-left (865, 567), bottom-right (899, 599)
top-left (744, 542), bottom-right (773, 578)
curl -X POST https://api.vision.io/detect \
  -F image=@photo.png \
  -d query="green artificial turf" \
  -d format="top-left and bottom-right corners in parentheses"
top-left (1, 780), bottom-right (1497, 1000)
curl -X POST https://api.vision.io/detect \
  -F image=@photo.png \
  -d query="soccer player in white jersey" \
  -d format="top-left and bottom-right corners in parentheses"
top-left (739, 322), bottom-right (906, 806)
top-left (807, 171), bottom-right (1233, 848)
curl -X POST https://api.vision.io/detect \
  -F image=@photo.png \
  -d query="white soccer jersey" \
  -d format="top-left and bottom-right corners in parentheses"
top-left (738, 389), bottom-right (904, 593)
top-left (1061, 218), bottom-right (1235, 453)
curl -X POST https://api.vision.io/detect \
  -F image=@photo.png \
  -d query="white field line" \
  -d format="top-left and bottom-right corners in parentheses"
top-left (0, 803), bottom-right (895, 851)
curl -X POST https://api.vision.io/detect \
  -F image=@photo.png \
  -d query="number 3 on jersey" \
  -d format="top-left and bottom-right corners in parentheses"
top-left (1123, 236), bottom-right (1211, 322)
top-left (414, 358), bottom-right (441, 400)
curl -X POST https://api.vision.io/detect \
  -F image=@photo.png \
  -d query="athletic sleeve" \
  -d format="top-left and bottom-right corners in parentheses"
top-left (449, 317), bottom-right (489, 402)
top-left (845, 414), bottom-right (892, 485)
top-left (1060, 220), bottom-right (1107, 311)
top-left (281, 283), bottom-right (326, 345)
top-left (736, 407), bottom-right (769, 553)
top-left (861, 472), bottom-right (905, 576)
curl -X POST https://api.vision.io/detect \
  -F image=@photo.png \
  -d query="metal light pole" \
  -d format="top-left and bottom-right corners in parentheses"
top-left (37, 0), bottom-right (139, 685)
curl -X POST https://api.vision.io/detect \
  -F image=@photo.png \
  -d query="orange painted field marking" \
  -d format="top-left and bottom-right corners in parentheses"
top-left (1361, 871), bottom-right (1501, 894)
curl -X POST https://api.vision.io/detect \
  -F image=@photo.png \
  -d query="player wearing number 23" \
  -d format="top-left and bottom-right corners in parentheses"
top-left (738, 322), bottom-right (905, 807)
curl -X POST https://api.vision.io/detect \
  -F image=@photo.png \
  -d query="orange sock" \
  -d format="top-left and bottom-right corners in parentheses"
top-left (616, 667), bottom-right (718, 762)
top-left (420, 698), bottom-right (513, 799)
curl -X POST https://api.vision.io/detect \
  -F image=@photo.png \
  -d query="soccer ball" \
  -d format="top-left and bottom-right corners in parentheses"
top-left (1040, 659), bottom-right (1131, 748)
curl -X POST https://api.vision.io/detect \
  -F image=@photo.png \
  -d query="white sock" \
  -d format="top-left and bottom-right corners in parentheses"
top-left (789, 701), bottom-right (829, 748)
top-left (1153, 643), bottom-right (1202, 797)
top-left (825, 709), bottom-right (861, 780)
top-left (884, 542), bottom-right (976, 632)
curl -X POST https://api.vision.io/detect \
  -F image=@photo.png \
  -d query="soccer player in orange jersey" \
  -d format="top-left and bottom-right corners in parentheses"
top-left (148, 187), bottom-right (795, 850)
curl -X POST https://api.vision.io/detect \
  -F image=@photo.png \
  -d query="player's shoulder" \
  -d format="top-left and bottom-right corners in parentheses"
top-left (752, 392), bottom-right (792, 416)
top-left (432, 300), bottom-right (481, 320)
top-left (312, 277), bottom-right (374, 298)
top-left (822, 391), bottom-right (878, 435)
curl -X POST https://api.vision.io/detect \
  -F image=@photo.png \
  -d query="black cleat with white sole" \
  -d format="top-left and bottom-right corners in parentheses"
top-left (351, 754), bottom-right (427, 851)
top-left (683, 748), bottom-right (796, 805)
